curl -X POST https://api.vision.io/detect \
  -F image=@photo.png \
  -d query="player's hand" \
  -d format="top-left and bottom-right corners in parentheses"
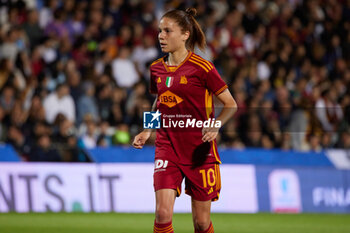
top-left (132, 131), bottom-right (151, 149)
top-left (202, 125), bottom-right (219, 142)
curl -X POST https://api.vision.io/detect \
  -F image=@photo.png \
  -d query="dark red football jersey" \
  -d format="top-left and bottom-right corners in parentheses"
top-left (150, 51), bottom-right (228, 165)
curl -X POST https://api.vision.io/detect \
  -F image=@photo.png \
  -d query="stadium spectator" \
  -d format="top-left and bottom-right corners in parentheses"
top-left (66, 69), bottom-right (83, 105)
top-left (43, 83), bottom-right (75, 124)
top-left (131, 34), bottom-right (158, 75)
top-left (28, 134), bottom-right (61, 162)
top-left (6, 125), bottom-right (30, 158)
top-left (30, 46), bottom-right (44, 76)
top-left (96, 120), bottom-right (113, 147)
top-left (315, 88), bottom-right (343, 132)
top-left (45, 8), bottom-right (69, 39)
top-left (22, 9), bottom-right (43, 50)
top-left (337, 130), bottom-right (350, 149)
top-left (79, 119), bottom-right (98, 149)
top-left (39, 0), bottom-right (59, 29)
top-left (105, 0), bottom-right (124, 32)
top-left (0, 86), bottom-right (16, 115)
top-left (0, 28), bottom-right (20, 62)
top-left (40, 37), bottom-right (58, 71)
top-left (96, 81), bottom-right (113, 121)
top-left (65, 8), bottom-right (85, 39)
top-left (308, 134), bottom-right (322, 152)
top-left (112, 46), bottom-right (139, 88)
top-left (126, 82), bottom-right (148, 124)
top-left (71, 38), bottom-right (91, 71)
top-left (77, 82), bottom-right (99, 124)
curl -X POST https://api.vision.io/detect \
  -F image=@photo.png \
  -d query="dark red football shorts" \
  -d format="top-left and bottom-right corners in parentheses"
top-left (153, 149), bottom-right (221, 202)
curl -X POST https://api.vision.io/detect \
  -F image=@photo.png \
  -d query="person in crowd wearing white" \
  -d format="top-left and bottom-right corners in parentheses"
top-left (131, 34), bottom-right (158, 75)
top-left (112, 46), bottom-right (139, 88)
top-left (39, 0), bottom-right (59, 29)
top-left (43, 83), bottom-right (76, 124)
top-left (79, 119), bottom-right (98, 149)
top-left (315, 88), bottom-right (343, 132)
top-left (0, 28), bottom-right (19, 63)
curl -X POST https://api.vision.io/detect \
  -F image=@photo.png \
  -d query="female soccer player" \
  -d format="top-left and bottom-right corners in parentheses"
top-left (133, 8), bottom-right (237, 233)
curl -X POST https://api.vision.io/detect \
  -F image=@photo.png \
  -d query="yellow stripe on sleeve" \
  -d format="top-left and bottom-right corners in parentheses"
top-left (214, 85), bottom-right (228, 96)
top-left (192, 54), bottom-right (214, 69)
top-left (190, 56), bottom-right (212, 71)
top-left (189, 59), bottom-right (209, 72)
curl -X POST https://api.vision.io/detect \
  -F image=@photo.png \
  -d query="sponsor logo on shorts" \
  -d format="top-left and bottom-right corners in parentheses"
top-left (154, 159), bottom-right (168, 172)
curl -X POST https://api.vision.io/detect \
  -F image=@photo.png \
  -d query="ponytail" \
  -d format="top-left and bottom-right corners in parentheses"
top-left (162, 8), bottom-right (206, 52)
top-left (185, 8), bottom-right (206, 51)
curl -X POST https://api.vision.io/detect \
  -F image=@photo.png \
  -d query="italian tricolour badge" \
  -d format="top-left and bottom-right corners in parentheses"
top-left (165, 76), bottom-right (173, 88)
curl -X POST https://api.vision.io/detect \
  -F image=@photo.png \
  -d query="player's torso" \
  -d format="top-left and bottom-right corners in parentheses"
top-left (151, 60), bottom-right (208, 118)
top-left (151, 54), bottom-right (220, 163)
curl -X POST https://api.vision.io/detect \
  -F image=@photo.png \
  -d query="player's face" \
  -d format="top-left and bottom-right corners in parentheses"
top-left (158, 17), bottom-right (189, 53)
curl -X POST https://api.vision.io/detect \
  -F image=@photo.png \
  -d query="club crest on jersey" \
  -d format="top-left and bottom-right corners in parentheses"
top-left (180, 75), bottom-right (187, 84)
top-left (165, 76), bottom-right (173, 87)
top-left (159, 90), bottom-right (183, 108)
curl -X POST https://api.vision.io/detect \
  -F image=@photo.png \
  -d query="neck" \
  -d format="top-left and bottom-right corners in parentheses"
top-left (168, 48), bottom-right (189, 66)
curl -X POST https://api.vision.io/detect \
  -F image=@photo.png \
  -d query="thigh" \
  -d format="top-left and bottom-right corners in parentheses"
top-left (154, 157), bottom-right (184, 196)
top-left (155, 189), bottom-right (177, 209)
top-left (155, 189), bottom-right (177, 223)
top-left (183, 163), bottom-right (221, 201)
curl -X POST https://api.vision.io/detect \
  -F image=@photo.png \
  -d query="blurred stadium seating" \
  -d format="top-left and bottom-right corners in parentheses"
top-left (0, 0), bottom-right (349, 162)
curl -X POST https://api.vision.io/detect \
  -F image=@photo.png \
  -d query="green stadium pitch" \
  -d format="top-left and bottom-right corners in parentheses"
top-left (0, 213), bottom-right (349, 233)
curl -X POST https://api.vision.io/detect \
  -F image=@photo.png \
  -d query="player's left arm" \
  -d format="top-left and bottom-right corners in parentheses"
top-left (202, 89), bottom-right (237, 142)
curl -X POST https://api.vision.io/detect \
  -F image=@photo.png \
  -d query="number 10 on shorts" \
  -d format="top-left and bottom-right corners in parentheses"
top-left (199, 168), bottom-right (216, 188)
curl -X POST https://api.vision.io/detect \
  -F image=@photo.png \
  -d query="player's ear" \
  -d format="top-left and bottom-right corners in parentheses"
top-left (182, 31), bottom-right (190, 41)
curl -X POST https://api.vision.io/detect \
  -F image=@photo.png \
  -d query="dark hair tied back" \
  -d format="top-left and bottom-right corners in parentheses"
top-left (162, 7), bottom-right (206, 51)
top-left (185, 7), bottom-right (197, 17)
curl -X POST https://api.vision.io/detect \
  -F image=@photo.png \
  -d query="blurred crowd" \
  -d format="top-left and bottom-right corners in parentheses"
top-left (0, 0), bottom-right (349, 162)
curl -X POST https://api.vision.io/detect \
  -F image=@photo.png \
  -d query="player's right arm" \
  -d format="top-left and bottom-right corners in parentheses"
top-left (132, 96), bottom-right (157, 149)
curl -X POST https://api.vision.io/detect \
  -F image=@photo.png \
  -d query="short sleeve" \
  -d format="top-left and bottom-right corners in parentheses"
top-left (205, 65), bottom-right (228, 96)
top-left (149, 67), bottom-right (158, 94)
